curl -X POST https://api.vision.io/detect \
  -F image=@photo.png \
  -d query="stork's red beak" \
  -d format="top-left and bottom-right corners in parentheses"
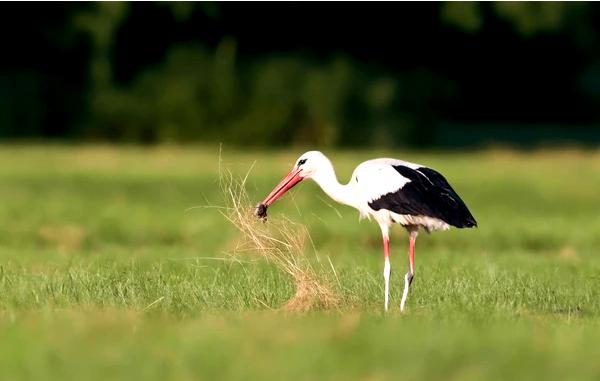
top-left (261, 168), bottom-right (303, 206)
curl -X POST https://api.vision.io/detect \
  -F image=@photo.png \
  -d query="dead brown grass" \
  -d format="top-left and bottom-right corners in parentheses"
top-left (220, 169), bottom-right (339, 312)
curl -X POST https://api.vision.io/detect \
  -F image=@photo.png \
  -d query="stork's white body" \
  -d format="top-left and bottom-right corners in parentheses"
top-left (258, 151), bottom-right (477, 311)
top-left (351, 159), bottom-right (451, 231)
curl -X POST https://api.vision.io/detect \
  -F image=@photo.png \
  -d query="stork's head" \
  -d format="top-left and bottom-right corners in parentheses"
top-left (255, 151), bottom-right (331, 219)
top-left (290, 151), bottom-right (331, 180)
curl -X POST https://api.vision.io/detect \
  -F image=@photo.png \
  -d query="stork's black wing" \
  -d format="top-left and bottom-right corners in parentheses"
top-left (368, 165), bottom-right (477, 228)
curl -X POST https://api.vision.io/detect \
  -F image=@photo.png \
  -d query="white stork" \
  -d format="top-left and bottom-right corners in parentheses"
top-left (255, 151), bottom-right (477, 311)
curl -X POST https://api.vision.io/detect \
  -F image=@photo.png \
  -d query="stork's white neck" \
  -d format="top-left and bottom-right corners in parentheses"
top-left (310, 161), bottom-right (356, 209)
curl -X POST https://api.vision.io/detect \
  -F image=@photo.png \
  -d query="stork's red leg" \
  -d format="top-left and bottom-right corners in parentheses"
top-left (381, 225), bottom-right (391, 311)
top-left (408, 232), bottom-right (416, 283)
top-left (401, 230), bottom-right (418, 311)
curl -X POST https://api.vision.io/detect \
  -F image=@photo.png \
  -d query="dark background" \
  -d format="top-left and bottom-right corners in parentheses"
top-left (2, 2), bottom-right (600, 147)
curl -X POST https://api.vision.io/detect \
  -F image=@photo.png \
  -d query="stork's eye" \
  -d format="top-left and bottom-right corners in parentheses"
top-left (297, 158), bottom-right (307, 166)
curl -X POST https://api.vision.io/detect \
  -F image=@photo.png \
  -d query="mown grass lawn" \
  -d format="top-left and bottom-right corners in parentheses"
top-left (1, 144), bottom-right (599, 380)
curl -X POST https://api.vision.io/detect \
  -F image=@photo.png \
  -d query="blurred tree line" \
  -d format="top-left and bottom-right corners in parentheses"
top-left (2, 2), bottom-right (600, 147)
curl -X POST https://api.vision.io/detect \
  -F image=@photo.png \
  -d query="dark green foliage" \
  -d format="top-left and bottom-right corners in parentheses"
top-left (2, 3), bottom-right (600, 146)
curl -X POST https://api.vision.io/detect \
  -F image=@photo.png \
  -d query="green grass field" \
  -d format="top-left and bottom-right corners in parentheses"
top-left (1, 145), bottom-right (600, 380)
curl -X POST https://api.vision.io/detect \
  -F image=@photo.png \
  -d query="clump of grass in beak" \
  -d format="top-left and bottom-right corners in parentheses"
top-left (220, 169), bottom-right (339, 312)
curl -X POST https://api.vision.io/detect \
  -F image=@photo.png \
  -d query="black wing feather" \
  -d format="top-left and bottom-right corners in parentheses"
top-left (368, 165), bottom-right (477, 228)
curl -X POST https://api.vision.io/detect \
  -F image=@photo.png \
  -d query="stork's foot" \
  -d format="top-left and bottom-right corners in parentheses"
top-left (400, 271), bottom-right (414, 312)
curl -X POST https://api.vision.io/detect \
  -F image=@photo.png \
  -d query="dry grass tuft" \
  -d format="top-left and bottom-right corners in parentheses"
top-left (220, 169), bottom-right (339, 312)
